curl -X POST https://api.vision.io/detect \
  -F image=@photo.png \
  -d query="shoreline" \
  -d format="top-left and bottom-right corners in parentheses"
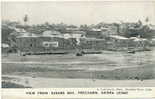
top-left (2, 75), bottom-right (155, 88)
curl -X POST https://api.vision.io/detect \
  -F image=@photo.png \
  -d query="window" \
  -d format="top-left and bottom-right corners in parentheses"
top-left (43, 41), bottom-right (59, 47)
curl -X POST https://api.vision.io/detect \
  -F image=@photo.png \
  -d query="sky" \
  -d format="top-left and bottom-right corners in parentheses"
top-left (1, 1), bottom-right (155, 25)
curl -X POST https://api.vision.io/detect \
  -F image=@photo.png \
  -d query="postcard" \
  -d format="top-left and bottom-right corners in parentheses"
top-left (1, 0), bottom-right (155, 98)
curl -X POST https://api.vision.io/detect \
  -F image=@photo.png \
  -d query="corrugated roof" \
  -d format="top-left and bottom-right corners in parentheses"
top-left (110, 35), bottom-right (128, 40)
top-left (42, 30), bottom-right (61, 35)
top-left (129, 37), bottom-right (147, 41)
top-left (16, 32), bottom-right (40, 38)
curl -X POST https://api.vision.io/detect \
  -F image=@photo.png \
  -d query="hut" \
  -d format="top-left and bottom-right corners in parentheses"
top-left (85, 29), bottom-right (103, 38)
top-left (79, 37), bottom-right (106, 50)
top-left (105, 35), bottom-right (129, 51)
top-left (105, 35), bottom-right (150, 51)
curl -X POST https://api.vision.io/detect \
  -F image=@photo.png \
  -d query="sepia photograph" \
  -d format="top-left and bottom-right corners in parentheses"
top-left (1, 1), bottom-right (155, 88)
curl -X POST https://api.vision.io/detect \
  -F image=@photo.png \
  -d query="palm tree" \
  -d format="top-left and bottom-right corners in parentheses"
top-left (23, 14), bottom-right (28, 26)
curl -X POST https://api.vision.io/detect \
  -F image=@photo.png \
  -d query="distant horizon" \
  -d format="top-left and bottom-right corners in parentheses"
top-left (2, 19), bottom-right (155, 26)
top-left (2, 1), bottom-right (155, 26)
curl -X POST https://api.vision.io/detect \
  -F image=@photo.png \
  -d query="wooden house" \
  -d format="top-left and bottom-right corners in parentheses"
top-left (15, 33), bottom-right (77, 55)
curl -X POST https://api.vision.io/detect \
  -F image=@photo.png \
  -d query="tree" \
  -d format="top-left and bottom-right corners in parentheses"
top-left (138, 20), bottom-right (142, 26)
top-left (2, 24), bottom-right (14, 44)
top-left (145, 17), bottom-right (149, 23)
top-left (23, 14), bottom-right (28, 25)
